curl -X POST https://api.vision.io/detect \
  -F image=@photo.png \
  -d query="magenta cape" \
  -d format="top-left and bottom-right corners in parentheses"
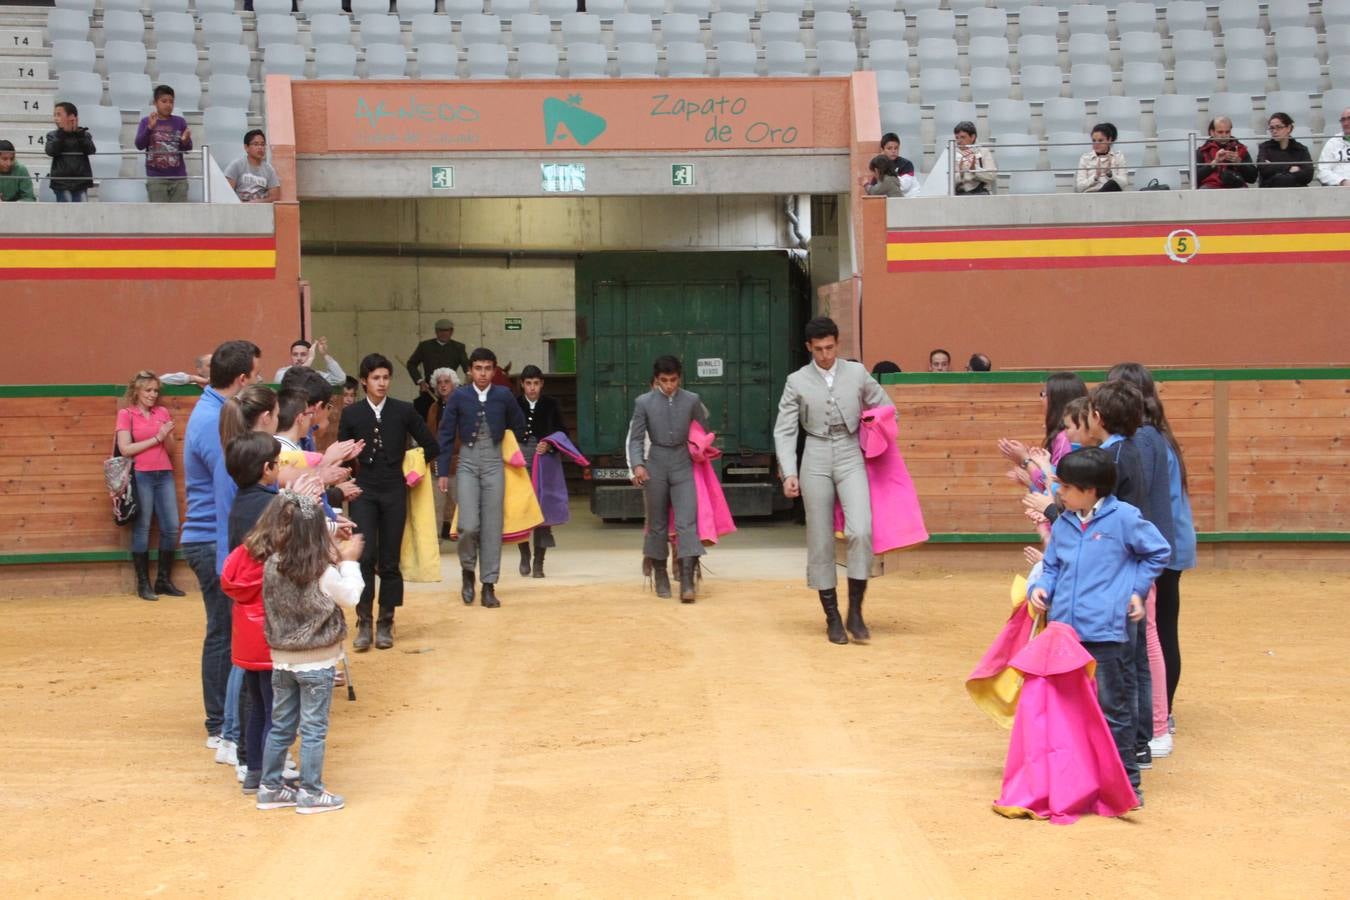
top-left (833, 405), bottom-right (928, 553)
top-left (531, 431), bottom-right (589, 528)
top-left (993, 623), bottom-right (1138, 824)
top-left (665, 421), bottom-right (737, 545)
top-left (965, 576), bottom-right (1036, 730)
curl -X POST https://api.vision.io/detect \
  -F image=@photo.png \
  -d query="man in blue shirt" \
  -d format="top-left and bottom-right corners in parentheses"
top-left (182, 340), bottom-right (261, 748)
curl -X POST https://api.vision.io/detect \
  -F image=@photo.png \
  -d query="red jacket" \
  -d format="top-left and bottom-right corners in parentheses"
top-left (221, 545), bottom-right (272, 671)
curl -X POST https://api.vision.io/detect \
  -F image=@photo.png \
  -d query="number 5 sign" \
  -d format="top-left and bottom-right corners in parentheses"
top-left (1165, 229), bottom-right (1200, 263)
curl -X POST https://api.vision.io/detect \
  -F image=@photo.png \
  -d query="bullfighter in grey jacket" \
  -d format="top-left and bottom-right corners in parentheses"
top-left (773, 317), bottom-right (892, 644)
top-left (627, 355), bottom-right (709, 602)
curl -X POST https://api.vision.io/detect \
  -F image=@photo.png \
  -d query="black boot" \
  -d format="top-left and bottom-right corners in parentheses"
top-left (518, 541), bottom-right (532, 576)
top-left (481, 582), bottom-right (500, 608)
top-left (132, 552), bottom-right (158, 601)
top-left (439, 521), bottom-right (451, 541)
top-left (353, 617), bottom-right (373, 652)
top-left (375, 608), bottom-right (395, 650)
top-left (532, 546), bottom-right (546, 578)
top-left (649, 559), bottom-right (671, 598)
top-left (819, 589), bottom-right (848, 644)
top-left (678, 557), bottom-right (697, 603)
top-left (461, 569), bottom-right (476, 605)
top-left (154, 553), bottom-right (186, 597)
top-left (846, 578), bottom-right (871, 642)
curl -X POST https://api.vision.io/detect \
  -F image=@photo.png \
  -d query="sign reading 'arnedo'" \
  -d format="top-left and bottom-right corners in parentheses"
top-left (322, 84), bottom-right (818, 152)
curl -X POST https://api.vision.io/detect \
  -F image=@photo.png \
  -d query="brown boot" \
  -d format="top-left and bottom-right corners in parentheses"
top-left (375, 609), bottom-right (394, 650)
top-left (353, 617), bottom-right (373, 652)
top-left (649, 559), bottom-right (671, 598)
top-left (678, 557), bottom-right (697, 603)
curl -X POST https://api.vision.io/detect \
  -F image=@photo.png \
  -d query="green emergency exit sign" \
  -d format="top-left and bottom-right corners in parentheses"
top-left (671, 164), bottom-right (695, 186)
top-left (504, 317), bottom-right (523, 331)
top-left (430, 166), bottom-right (454, 190)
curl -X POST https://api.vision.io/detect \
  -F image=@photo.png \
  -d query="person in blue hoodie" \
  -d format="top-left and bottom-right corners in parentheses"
top-left (1029, 447), bottom-right (1171, 805)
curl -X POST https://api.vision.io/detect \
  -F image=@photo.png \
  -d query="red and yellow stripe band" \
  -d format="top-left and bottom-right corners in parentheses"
top-left (0, 237), bottom-right (278, 280)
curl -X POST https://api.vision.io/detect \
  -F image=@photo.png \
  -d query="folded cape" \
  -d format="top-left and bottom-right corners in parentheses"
top-left (833, 405), bottom-right (928, 553)
top-left (452, 431), bottom-right (545, 544)
top-left (687, 420), bottom-right (736, 545)
top-left (400, 447), bottom-right (441, 582)
top-left (532, 430), bottom-right (589, 528)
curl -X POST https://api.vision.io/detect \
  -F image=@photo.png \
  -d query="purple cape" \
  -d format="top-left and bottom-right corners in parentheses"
top-left (531, 431), bottom-right (589, 528)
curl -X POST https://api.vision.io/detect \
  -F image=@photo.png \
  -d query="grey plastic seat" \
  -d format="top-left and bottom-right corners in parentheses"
top-left (876, 69), bottom-right (913, 105)
top-left (1042, 96), bottom-right (1085, 133)
top-left (1067, 5), bottom-right (1107, 37)
top-left (300, 0), bottom-right (344, 15)
top-left (854, 0), bottom-right (895, 11)
top-left (51, 40), bottom-right (96, 75)
top-left (966, 8), bottom-right (1008, 40)
top-left (461, 14), bottom-right (503, 45)
top-left (203, 106), bottom-right (247, 147)
top-left (168, 73), bottom-right (201, 111)
top-left (1266, 0), bottom-right (1311, 30)
top-left (660, 14), bottom-right (701, 45)
top-left (366, 43), bottom-right (409, 78)
top-left (102, 0), bottom-right (142, 11)
top-left (412, 14), bottom-right (454, 48)
top-left (444, 0), bottom-right (484, 14)
top-left (538, 0), bottom-right (577, 17)
top-left (149, 0), bottom-right (189, 9)
top-left (814, 11), bottom-right (856, 45)
top-left (1017, 7), bottom-right (1061, 40)
top-left (896, 0), bottom-right (940, 11)
top-left (994, 133), bottom-right (1041, 174)
top-left (156, 42), bottom-right (200, 78)
top-left (1113, 2), bottom-right (1159, 37)
top-left (948, 0), bottom-right (987, 12)
top-left (628, 0), bottom-right (666, 16)
top-left (494, 0), bottom-right (531, 17)
top-left (914, 9), bottom-right (955, 41)
top-left (919, 67), bottom-right (961, 102)
top-left (1008, 171), bottom-right (1057, 194)
top-left (1264, 91), bottom-right (1312, 128)
top-left (764, 0), bottom-right (806, 12)
top-left (1069, 64), bottom-right (1112, 100)
top-left (102, 10), bottom-right (146, 45)
top-left (195, 0), bottom-right (237, 13)
top-left (817, 40), bottom-right (858, 76)
top-left (1321, 89), bottom-right (1350, 129)
top-left (201, 14), bottom-right (244, 47)
top-left (1326, 0), bottom-right (1350, 29)
top-left (415, 44), bottom-right (459, 77)
top-left (1067, 33), bottom-right (1108, 68)
top-left (47, 9), bottom-right (91, 44)
top-left (1217, 0), bottom-right (1260, 32)
top-left (109, 71), bottom-right (152, 110)
top-left (395, 0), bottom-right (434, 17)
top-left (1122, 61), bottom-right (1165, 97)
top-left (1273, 27), bottom-right (1318, 62)
top-left (968, 36), bottom-right (1009, 70)
top-left (315, 44), bottom-right (358, 78)
top-left (670, 0), bottom-right (712, 15)
top-left (311, 13), bottom-right (354, 47)
top-left (665, 41), bottom-right (708, 76)
top-left (1277, 57), bottom-right (1322, 93)
top-left (1019, 65), bottom-right (1063, 101)
top-left (1331, 55), bottom-right (1350, 89)
top-left (1153, 130), bottom-right (1193, 167)
top-left (1096, 96), bottom-right (1141, 125)
top-left (584, 0), bottom-right (624, 15)
top-left (710, 12), bottom-right (750, 45)
top-left (1120, 31), bottom-right (1162, 65)
top-left (360, 15), bottom-right (404, 46)
top-left (1174, 59), bottom-right (1218, 95)
top-left (613, 14), bottom-right (654, 44)
top-left (256, 15), bottom-right (300, 49)
top-left (988, 98), bottom-right (1031, 134)
top-left (868, 39), bottom-right (909, 75)
top-left (511, 14), bottom-right (553, 45)
top-left (263, 43), bottom-right (308, 78)
top-left (760, 11), bottom-right (802, 45)
top-left (565, 42), bottom-right (608, 77)
top-left (617, 41), bottom-right (658, 77)
top-left (208, 74), bottom-right (252, 109)
top-left (1224, 57), bottom-right (1268, 93)
top-left (863, 11), bottom-right (905, 45)
top-left (1045, 132), bottom-right (1083, 173)
top-left (53, 0), bottom-right (96, 16)
top-left (106, 40), bottom-right (149, 74)
top-left (879, 101), bottom-right (921, 134)
top-left (933, 100), bottom-right (976, 139)
top-left (716, 41), bottom-right (758, 76)
top-left (254, 0), bottom-right (294, 14)
top-left (1224, 28), bottom-right (1268, 63)
top-left (717, 0), bottom-right (757, 13)
top-left (1329, 25), bottom-right (1350, 58)
top-left (57, 70), bottom-right (104, 108)
top-left (765, 41), bottom-right (808, 76)
top-left (970, 66), bottom-right (1013, 103)
top-left (464, 44), bottom-right (507, 78)
top-left (1154, 94), bottom-right (1201, 132)
top-left (349, 0), bottom-right (388, 20)
top-left (81, 105), bottom-right (123, 141)
top-left (561, 14), bottom-right (602, 45)
top-left (1207, 92), bottom-right (1254, 130)
top-left (209, 44), bottom-right (252, 78)
top-left (917, 38), bottom-right (958, 72)
top-left (1017, 34), bottom-right (1060, 70)
top-left (1171, 30), bottom-right (1216, 64)
top-left (1164, 1), bottom-right (1207, 34)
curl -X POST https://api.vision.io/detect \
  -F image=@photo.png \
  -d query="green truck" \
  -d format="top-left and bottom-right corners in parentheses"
top-left (575, 251), bottom-right (811, 521)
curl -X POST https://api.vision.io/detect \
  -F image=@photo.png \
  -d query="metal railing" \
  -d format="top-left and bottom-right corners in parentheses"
top-left (4, 146), bottom-right (218, 202)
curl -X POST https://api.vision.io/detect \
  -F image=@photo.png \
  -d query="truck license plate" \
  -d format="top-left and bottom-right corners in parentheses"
top-left (591, 467), bottom-right (632, 480)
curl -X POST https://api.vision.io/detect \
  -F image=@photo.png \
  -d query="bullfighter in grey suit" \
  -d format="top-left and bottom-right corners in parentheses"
top-left (628, 355), bottom-right (709, 603)
top-left (773, 317), bottom-right (893, 644)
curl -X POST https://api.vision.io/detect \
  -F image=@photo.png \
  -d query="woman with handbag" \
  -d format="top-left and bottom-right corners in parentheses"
top-left (115, 370), bottom-right (185, 601)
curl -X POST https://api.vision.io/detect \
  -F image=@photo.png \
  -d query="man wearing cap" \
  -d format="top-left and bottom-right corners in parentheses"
top-left (407, 319), bottom-right (469, 420)
top-left (0, 140), bottom-right (36, 202)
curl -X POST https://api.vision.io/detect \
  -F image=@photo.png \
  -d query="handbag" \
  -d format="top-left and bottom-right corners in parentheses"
top-left (1139, 178), bottom-right (1170, 191)
top-left (104, 429), bottom-right (139, 527)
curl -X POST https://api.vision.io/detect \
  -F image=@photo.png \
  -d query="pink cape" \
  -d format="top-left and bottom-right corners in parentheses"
top-left (993, 623), bottom-right (1139, 824)
top-left (833, 405), bottom-right (928, 553)
top-left (965, 576), bottom-right (1036, 730)
top-left (666, 421), bottom-right (737, 545)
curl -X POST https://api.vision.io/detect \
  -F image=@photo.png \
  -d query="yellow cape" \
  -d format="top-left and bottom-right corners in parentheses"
top-left (450, 431), bottom-right (545, 542)
top-left (965, 575), bottom-right (1033, 730)
top-left (400, 447), bottom-right (441, 582)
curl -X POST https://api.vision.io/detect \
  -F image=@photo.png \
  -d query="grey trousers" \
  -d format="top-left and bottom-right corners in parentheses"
top-left (457, 438), bottom-right (505, 584)
top-left (521, 439), bottom-right (555, 549)
top-left (800, 433), bottom-right (872, 589)
top-left (642, 443), bottom-right (703, 560)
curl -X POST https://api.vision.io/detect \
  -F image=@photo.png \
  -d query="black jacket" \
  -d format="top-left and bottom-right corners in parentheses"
top-left (405, 338), bottom-right (469, 384)
top-left (227, 483), bottom-right (279, 551)
top-left (45, 127), bottom-right (95, 192)
top-left (1256, 138), bottom-right (1314, 188)
top-left (517, 394), bottom-right (566, 443)
top-left (338, 397), bottom-right (441, 487)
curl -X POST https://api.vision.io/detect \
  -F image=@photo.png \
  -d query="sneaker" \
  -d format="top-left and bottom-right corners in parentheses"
top-left (255, 784), bottom-right (299, 810)
top-left (205, 735), bottom-right (222, 750)
top-left (283, 754), bottom-right (299, 780)
top-left (1168, 714), bottom-right (1176, 735)
top-left (1132, 790), bottom-right (1145, 810)
top-left (235, 763), bottom-right (248, 783)
top-left (214, 740), bottom-right (238, 766)
top-left (241, 770), bottom-right (262, 795)
top-left (1148, 732), bottom-right (1174, 758)
top-left (296, 788), bottom-right (345, 815)
top-left (1135, 745), bottom-right (1153, 770)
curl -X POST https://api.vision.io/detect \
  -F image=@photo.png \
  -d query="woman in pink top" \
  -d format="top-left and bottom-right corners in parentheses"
top-left (116, 370), bottom-right (185, 601)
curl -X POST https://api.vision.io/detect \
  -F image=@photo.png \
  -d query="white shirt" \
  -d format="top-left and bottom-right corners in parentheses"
top-left (473, 384), bottom-right (491, 402)
top-left (812, 359), bottom-right (837, 389)
top-left (274, 434), bottom-right (301, 451)
top-left (274, 354), bottom-right (347, 387)
top-left (367, 397), bottom-right (386, 421)
top-left (1074, 496), bottom-right (1106, 526)
top-left (1317, 134), bottom-right (1350, 186)
top-left (526, 397), bottom-right (538, 410)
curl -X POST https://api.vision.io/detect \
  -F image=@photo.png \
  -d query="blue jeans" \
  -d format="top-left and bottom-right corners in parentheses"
top-left (221, 665), bottom-right (245, 745)
top-left (182, 541), bottom-right (232, 737)
top-left (131, 469), bottom-right (179, 553)
top-left (53, 188), bottom-right (87, 202)
top-left (1083, 639), bottom-right (1141, 794)
top-left (263, 667), bottom-right (335, 794)
top-left (243, 669), bottom-right (274, 775)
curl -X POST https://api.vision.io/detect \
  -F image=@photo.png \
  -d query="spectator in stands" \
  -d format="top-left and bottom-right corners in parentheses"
top-left (45, 102), bottom-right (96, 203)
top-left (161, 353), bottom-right (212, 388)
top-left (864, 155), bottom-right (906, 197)
top-left (1195, 117), bottom-right (1255, 189)
top-left (135, 85), bottom-right (193, 203)
top-left (952, 122), bottom-right (997, 196)
top-left (862, 132), bottom-right (919, 196)
top-left (1257, 113), bottom-right (1314, 189)
top-left (871, 360), bottom-right (901, 376)
top-left (1076, 123), bottom-right (1129, 193)
top-left (1316, 108), bottom-right (1350, 187)
top-left (407, 319), bottom-right (469, 418)
top-left (274, 337), bottom-right (347, 387)
top-left (225, 130), bottom-right (281, 203)
top-left (967, 353), bottom-right (992, 372)
top-left (929, 349), bottom-right (952, 372)
top-left (0, 139), bottom-right (35, 202)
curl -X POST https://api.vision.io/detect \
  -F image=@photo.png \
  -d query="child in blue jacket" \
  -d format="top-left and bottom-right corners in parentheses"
top-left (1028, 447), bottom-right (1171, 805)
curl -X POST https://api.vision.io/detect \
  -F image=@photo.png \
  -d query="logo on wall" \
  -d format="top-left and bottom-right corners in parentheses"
top-left (543, 95), bottom-right (608, 147)
top-left (1164, 229), bottom-right (1200, 263)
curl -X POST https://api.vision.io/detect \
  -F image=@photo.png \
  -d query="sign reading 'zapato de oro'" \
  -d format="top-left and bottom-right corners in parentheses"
top-left (320, 83), bottom-right (835, 153)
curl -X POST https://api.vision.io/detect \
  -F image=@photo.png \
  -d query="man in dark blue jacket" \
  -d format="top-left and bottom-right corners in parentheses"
top-left (436, 347), bottom-right (526, 608)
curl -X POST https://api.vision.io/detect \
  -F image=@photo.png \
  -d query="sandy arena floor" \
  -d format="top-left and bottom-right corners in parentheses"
top-left (2, 521), bottom-right (1347, 898)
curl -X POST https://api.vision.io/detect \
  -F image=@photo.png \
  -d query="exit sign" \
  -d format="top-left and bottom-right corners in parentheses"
top-left (430, 165), bottom-right (454, 190)
top-left (504, 316), bottom-right (523, 331)
top-left (671, 163), bottom-right (695, 186)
